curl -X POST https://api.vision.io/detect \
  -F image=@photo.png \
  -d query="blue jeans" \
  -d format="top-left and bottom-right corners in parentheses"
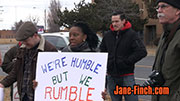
top-left (106, 75), bottom-right (138, 101)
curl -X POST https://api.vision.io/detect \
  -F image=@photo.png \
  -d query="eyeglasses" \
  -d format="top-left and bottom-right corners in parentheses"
top-left (155, 4), bottom-right (170, 11)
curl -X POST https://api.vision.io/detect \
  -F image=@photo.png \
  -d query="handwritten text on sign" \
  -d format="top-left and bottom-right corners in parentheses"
top-left (35, 52), bottom-right (107, 101)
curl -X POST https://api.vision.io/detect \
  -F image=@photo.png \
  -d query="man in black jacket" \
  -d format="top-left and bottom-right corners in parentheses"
top-left (100, 11), bottom-right (147, 101)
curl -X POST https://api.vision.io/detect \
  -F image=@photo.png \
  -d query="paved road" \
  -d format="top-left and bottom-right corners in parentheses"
top-left (135, 56), bottom-right (155, 101)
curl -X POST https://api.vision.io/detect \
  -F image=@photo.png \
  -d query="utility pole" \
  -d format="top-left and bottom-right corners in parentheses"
top-left (44, 9), bottom-right (46, 32)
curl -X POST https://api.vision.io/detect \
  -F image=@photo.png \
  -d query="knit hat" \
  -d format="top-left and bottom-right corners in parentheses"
top-left (15, 21), bottom-right (37, 41)
top-left (156, 0), bottom-right (180, 9)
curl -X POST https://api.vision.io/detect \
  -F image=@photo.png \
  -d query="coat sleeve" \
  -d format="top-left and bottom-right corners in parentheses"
top-left (0, 47), bottom-right (21, 87)
top-left (1, 46), bottom-right (18, 73)
top-left (0, 64), bottom-right (17, 87)
top-left (100, 36), bottom-right (107, 52)
top-left (125, 34), bottom-right (147, 64)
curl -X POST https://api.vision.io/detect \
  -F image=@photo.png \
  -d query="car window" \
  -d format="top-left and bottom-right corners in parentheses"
top-left (44, 36), bottom-right (67, 50)
top-left (66, 36), bottom-right (69, 40)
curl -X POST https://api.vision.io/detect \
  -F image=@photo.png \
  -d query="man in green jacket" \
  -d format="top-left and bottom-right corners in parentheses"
top-left (152, 0), bottom-right (180, 101)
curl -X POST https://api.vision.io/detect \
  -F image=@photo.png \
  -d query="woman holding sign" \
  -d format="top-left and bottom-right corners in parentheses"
top-left (32, 22), bottom-right (99, 89)
top-left (62, 22), bottom-right (99, 52)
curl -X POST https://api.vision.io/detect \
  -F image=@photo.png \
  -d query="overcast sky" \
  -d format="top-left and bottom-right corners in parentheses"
top-left (0, 0), bottom-right (91, 30)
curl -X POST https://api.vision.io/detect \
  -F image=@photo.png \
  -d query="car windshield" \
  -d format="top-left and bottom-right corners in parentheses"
top-left (44, 36), bottom-right (67, 50)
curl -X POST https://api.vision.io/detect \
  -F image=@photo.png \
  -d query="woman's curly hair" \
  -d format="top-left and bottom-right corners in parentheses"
top-left (72, 22), bottom-right (99, 50)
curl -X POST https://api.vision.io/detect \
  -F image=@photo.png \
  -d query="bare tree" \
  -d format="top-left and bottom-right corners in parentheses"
top-left (11, 20), bottom-right (24, 32)
top-left (56, 0), bottom-right (147, 32)
top-left (47, 0), bottom-right (61, 32)
top-left (95, 0), bottom-right (147, 31)
top-left (12, 18), bottom-right (40, 33)
top-left (27, 15), bottom-right (40, 25)
top-left (143, 0), bottom-right (157, 19)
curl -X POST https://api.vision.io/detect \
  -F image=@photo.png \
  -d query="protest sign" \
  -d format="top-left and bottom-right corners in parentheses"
top-left (35, 52), bottom-right (108, 101)
top-left (13, 82), bottom-right (20, 101)
top-left (0, 88), bottom-right (4, 100)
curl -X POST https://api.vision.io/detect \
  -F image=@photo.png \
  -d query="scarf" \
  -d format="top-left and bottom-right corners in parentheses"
top-left (65, 41), bottom-right (92, 52)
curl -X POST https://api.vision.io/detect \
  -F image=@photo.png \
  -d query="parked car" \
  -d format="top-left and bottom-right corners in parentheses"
top-left (42, 32), bottom-right (69, 50)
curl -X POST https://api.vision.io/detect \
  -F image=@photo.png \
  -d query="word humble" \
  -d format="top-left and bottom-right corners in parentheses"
top-left (40, 57), bottom-right (102, 74)
top-left (71, 57), bottom-right (102, 74)
top-left (45, 86), bottom-right (95, 101)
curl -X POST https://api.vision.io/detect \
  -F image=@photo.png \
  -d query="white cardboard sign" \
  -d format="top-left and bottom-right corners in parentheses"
top-left (0, 88), bottom-right (4, 101)
top-left (35, 52), bottom-right (108, 101)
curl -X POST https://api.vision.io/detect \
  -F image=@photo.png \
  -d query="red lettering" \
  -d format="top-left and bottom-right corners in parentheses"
top-left (86, 88), bottom-right (95, 101)
top-left (53, 87), bottom-right (60, 100)
top-left (69, 86), bottom-right (78, 101)
top-left (45, 86), bottom-right (52, 99)
top-left (60, 86), bottom-right (68, 100)
top-left (44, 86), bottom-right (95, 100)
top-left (14, 92), bottom-right (19, 99)
top-left (79, 87), bottom-right (84, 101)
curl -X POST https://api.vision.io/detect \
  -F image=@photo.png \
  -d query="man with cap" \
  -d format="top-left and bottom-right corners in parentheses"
top-left (151, 0), bottom-right (180, 101)
top-left (0, 21), bottom-right (57, 101)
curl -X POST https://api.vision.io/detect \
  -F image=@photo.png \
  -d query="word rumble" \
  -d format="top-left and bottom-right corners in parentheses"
top-left (45, 86), bottom-right (95, 100)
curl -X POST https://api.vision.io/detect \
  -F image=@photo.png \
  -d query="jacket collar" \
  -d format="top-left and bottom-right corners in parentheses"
top-left (37, 35), bottom-right (45, 51)
top-left (20, 35), bottom-right (45, 51)
top-left (162, 19), bottom-right (180, 38)
top-left (110, 21), bottom-right (132, 31)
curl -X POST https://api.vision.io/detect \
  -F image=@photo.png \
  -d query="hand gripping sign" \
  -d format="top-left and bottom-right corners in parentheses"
top-left (35, 52), bottom-right (108, 101)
